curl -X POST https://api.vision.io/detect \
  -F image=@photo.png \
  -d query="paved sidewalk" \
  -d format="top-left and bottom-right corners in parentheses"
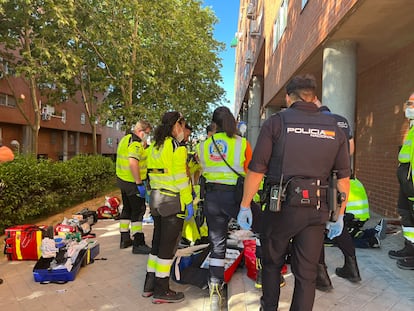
top-left (229, 214), bottom-right (414, 311)
top-left (0, 220), bottom-right (211, 311)
top-left (1, 214), bottom-right (414, 310)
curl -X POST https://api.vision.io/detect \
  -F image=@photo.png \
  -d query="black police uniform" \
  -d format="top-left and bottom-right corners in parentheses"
top-left (249, 101), bottom-right (351, 311)
top-left (319, 106), bottom-right (356, 257)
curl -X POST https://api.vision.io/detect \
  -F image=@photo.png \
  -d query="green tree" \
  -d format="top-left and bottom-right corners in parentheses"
top-left (0, 0), bottom-right (80, 155)
top-left (73, 0), bottom-right (226, 131)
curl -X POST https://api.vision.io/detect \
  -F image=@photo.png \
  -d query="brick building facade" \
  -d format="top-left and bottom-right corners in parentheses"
top-left (0, 75), bottom-right (124, 161)
top-left (234, 0), bottom-right (414, 217)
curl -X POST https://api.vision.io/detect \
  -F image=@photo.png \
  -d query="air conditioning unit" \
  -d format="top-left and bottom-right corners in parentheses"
top-left (250, 20), bottom-right (261, 37)
top-left (41, 113), bottom-right (51, 121)
top-left (246, 1), bottom-right (256, 19)
top-left (245, 50), bottom-right (253, 64)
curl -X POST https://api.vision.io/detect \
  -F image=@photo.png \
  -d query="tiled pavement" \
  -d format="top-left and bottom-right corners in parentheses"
top-left (229, 214), bottom-right (414, 311)
top-left (1, 213), bottom-right (414, 311)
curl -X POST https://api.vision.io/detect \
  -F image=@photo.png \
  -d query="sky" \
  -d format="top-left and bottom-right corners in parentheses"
top-left (202, 1), bottom-right (240, 111)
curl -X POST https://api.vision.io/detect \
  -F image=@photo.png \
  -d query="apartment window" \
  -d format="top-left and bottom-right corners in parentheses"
top-left (302, 0), bottom-right (309, 10)
top-left (272, 0), bottom-right (289, 53)
top-left (107, 137), bottom-right (113, 146)
top-left (0, 93), bottom-right (16, 107)
top-left (80, 113), bottom-right (86, 125)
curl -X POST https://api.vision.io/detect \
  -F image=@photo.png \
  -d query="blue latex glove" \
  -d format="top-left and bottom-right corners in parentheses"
top-left (137, 184), bottom-right (146, 198)
top-left (185, 202), bottom-right (194, 221)
top-left (237, 206), bottom-right (253, 230)
top-left (327, 214), bottom-right (344, 239)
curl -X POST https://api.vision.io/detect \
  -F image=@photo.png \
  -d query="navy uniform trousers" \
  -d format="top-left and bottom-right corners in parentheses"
top-left (260, 205), bottom-right (329, 311)
top-left (204, 188), bottom-right (239, 281)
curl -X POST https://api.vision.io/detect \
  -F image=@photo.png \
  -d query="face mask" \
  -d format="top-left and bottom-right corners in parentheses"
top-left (176, 131), bottom-right (185, 143)
top-left (142, 133), bottom-right (149, 142)
top-left (405, 108), bottom-right (414, 119)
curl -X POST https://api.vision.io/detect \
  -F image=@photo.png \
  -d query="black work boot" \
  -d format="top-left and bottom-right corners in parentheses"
top-left (316, 263), bottom-right (333, 292)
top-left (209, 278), bottom-right (225, 311)
top-left (152, 277), bottom-right (184, 304)
top-left (335, 256), bottom-right (361, 283)
top-left (142, 272), bottom-right (155, 298)
top-left (388, 240), bottom-right (414, 260)
top-left (396, 257), bottom-right (414, 270)
top-left (132, 232), bottom-right (151, 254)
top-left (120, 231), bottom-right (132, 249)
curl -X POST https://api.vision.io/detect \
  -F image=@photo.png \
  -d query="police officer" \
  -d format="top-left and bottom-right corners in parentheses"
top-left (389, 93), bottom-right (414, 269)
top-left (238, 74), bottom-right (351, 311)
top-left (313, 100), bottom-right (361, 290)
top-left (142, 111), bottom-right (194, 304)
top-left (197, 106), bottom-right (252, 311)
top-left (116, 120), bottom-right (152, 254)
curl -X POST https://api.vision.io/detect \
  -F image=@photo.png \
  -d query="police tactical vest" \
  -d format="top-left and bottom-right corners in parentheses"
top-left (267, 107), bottom-right (343, 184)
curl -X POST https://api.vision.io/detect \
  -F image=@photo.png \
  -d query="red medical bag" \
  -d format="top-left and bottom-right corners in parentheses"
top-left (4, 225), bottom-right (53, 261)
top-left (97, 205), bottom-right (119, 219)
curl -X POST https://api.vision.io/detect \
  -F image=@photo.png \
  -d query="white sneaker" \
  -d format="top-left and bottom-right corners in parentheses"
top-left (374, 218), bottom-right (387, 240)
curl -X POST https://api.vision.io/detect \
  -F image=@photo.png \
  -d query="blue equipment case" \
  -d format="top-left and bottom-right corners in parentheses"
top-left (33, 249), bottom-right (86, 283)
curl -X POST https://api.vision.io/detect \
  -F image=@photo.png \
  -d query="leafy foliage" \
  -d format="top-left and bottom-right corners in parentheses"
top-left (0, 0), bottom-right (228, 156)
top-left (0, 155), bottom-right (115, 233)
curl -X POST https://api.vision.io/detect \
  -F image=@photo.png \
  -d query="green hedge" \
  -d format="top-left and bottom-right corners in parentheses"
top-left (0, 154), bottom-right (115, 233)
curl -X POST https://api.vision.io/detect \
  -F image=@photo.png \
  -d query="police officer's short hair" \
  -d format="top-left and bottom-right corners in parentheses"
top-left (286, 74), bottom-right (317, 96)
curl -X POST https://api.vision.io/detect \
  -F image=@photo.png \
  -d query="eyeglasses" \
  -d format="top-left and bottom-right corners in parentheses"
top-left (406, 101), bottom-right (414, 106)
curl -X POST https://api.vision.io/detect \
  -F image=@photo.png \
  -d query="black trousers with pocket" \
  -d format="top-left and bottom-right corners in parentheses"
top-left (204, 188), bottom-right (239, 282)
top-left (260, 205), bottom-right (329, 311)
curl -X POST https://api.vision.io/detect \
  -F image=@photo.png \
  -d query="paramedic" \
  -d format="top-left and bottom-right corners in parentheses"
top-left (197, 106), bottom-right (252, 311)
top-left (389, 92), bottom-right (414, 269)
top-left (238, 74), bottom-right (351, 311)
top-left (116, 120), bottom-right (152, 254)
top-left (142, 111), bottom-right (193, 303)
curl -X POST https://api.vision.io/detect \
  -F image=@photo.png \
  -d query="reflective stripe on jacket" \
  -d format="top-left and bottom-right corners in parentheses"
top-left (116, 133), bottom-right (147, 182)
top-left (346, 178), bottom-right (370, 221)
top-left (399, 126), bottom-right (414, 164)
top-left (197, 132), bottom-right (247, 185)
top-left (147, 137), bottom-right (192, 205)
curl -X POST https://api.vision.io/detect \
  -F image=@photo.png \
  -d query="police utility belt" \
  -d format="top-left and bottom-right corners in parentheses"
top-left (265, 176), bottom-right (328, 212)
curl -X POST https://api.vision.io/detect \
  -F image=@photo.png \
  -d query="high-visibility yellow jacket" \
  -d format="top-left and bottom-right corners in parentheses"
top-left (147, 137), bottom-right (192, 205)
top-left (197, 132), bottom-right (247, 185)
top-left (346, 178), bottom-right (370, 221)
top-left (116, 133), bottom-right (147, 182)
top-left (398, 126), bottom-right (414, 165)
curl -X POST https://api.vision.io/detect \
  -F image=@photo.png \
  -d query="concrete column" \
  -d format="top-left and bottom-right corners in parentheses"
top-left (62, 131), bottom-right (68, 161)
top-left (322, 40), bottom-right (357, 130)
top-left (247, 75), bottom-right (262, 149)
